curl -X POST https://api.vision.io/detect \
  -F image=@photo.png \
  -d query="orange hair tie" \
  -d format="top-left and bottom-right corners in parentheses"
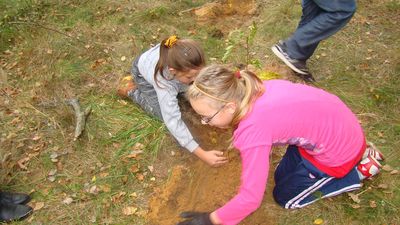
top-left (164, 35), bottom-right (178, 48)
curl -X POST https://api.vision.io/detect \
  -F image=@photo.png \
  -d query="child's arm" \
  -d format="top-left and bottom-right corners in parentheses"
top-left (214, 145), bottom-right (271, 224)
top-left (193, 146), bottom-right (228, 167)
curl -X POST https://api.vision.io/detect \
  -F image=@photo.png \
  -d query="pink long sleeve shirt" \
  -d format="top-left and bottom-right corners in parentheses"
top-left (215, 80), bottom-right (364, 225)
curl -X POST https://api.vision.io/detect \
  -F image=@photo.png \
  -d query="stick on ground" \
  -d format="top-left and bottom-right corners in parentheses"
top-left (66, 98), bottom-right (91, 141)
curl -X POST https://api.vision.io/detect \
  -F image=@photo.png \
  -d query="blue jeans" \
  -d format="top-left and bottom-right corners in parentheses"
top-left (128, 56), bottom-right (163, 120)
top-left (284, 0), bottom-right (356, 61)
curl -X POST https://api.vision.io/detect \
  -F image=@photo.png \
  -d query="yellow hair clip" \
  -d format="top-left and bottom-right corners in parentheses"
top-left (164, 35), bottom-right (178, 48)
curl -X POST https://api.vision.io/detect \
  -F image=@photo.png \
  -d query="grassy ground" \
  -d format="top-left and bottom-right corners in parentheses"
top-left (0, 0), bottom-right (399, 224)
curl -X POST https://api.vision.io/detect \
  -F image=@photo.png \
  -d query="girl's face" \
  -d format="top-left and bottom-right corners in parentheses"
top-left (189, 97), bottom-right (235, 129)
top-left (171, 68), bottom-right (201, 85)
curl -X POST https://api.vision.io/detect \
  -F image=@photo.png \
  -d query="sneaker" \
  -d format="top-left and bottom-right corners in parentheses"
top-left (271, 41), bottom-right (316, 82)
top-left (357, 155), bottom-right (382, 180)
top-left (117, 76), bottom-right (136, 98)
top-left (362, 142), bottom-right (385, 161)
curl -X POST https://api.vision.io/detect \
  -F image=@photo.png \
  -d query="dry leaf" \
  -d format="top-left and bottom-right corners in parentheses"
top-left (382, 165), bottom-right (393, 172)
top-left (121, 176), bottom-right (128, 184)
top-left (51, 158), bottom-right (59, 163)
top-left (348, 193), bottom-right (361, 203)
top-left (313, 218), bottom-right (324, 225)
top-left (369, 200), bottom-right (377, 208)
top-left (378, 184), bottom-right (388, 189)
top-left (33, 202), bottom-right (45, 211)
top-left (50, 152), bottom-right (58, 159)
top-left (130, 165), bottom-right (140, 173)
top-left (112, 191), bottom-right (126, 203)
top-left (136, 173), bottom-right (144, 181)
top-left (56, 161), bottom-right (63, 171)
top-left (99, 185), bottom-right (111, 193)
top-left (62, 197), bottom-right (73, 205)
top-left (132, 142), bottom-right (144, 151)
top-left (351, 204), bottom-right (361, 209)
top-left (126, 153), bottom-right (138, 159)
top-left (76, 170), bottom-right (83, 176)
top-left (17, 157), bottom-right (31, 170)
top-left (117, 99), bottom-right (128, 105)
top-left (122, 206), bottom-right (138, 216)
top-left (32, 134), bottom-right (41, 141)
top-left (99, 172), bottom-right (109, 178)
top-left (89, 185), bottom-right (99, 195)
top-left (48, 169), bottom-right (57, 176)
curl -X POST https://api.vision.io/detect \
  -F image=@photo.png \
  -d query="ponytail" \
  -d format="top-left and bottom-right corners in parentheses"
top-left (154, 35), bottom-right (205, 87)
top-left (187, 64), bottom-right (265, 126)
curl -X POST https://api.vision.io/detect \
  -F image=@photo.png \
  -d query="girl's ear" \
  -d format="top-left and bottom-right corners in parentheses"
top-left (168, 68), bottom-right (177, 75)
top-left (225, 102), bottom-right (237, 114)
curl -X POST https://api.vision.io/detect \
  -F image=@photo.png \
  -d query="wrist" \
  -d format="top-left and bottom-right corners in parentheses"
top-left (210, 211), bottom-right (221, 224)
top-left (193, 146), bottom-right (205, 158)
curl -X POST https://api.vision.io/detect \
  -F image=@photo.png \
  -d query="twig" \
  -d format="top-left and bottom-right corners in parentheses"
top-left (7, 21), bottom-right (85, 43)
top-left (66, 98), bottom-right (91, 141)
top-left (178, 5), bottom-right (202, 16)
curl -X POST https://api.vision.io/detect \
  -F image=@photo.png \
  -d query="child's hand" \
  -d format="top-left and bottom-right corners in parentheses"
top-left (193, 147), bottom-right (228, 167)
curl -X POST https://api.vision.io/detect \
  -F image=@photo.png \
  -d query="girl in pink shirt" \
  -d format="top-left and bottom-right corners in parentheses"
top-left (177, 65), bottom-right (384, 225)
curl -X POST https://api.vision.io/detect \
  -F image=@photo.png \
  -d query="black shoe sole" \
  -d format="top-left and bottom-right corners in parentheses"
top-left (294, 72), bottom-right (316, 83)
top-left (271, 44), bottom-right (309, 75)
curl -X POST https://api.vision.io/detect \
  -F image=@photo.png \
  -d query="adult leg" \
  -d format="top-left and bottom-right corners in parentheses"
top-left (285, 0), bottom-right (356, 61)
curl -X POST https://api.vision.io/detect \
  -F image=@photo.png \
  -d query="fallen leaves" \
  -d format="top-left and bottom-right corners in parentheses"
top-left (122, 206), bottom-right (138, 216)
top-left (62, 197), bottom-right (73, 205)
top-left (17, 152), bottom-right (40, 170)
top-left (348, 193), bottom-right (361, 204)
top-left (112, 191), bottom-right (126, 203)
top-left (369, 200), bottom-right (377, 208)
top-left (33, 202), bottom-right (45, 211)
top-left (313, 218), bottom-right (324, 225)
top-left (91, 58), bottom-right (107, 70)
top-left (48, 168), bottom-right (57, 182)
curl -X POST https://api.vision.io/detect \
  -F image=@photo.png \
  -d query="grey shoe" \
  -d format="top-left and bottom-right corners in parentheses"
top-left (271, 41), bottom-right (316, 82)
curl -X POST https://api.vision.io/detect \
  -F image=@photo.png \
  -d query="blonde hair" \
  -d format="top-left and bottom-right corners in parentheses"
top-left (187, 64), bottom-right (265, 127)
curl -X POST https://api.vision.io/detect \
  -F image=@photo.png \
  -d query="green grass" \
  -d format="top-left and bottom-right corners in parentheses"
top-left (0, 0), bottom-right (399, 224)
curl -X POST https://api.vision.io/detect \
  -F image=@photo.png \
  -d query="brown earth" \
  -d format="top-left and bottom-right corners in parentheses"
top-left (146, 98), bottom-right (286, 225)
top-left (145, 2), bottom-right (294, 224)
